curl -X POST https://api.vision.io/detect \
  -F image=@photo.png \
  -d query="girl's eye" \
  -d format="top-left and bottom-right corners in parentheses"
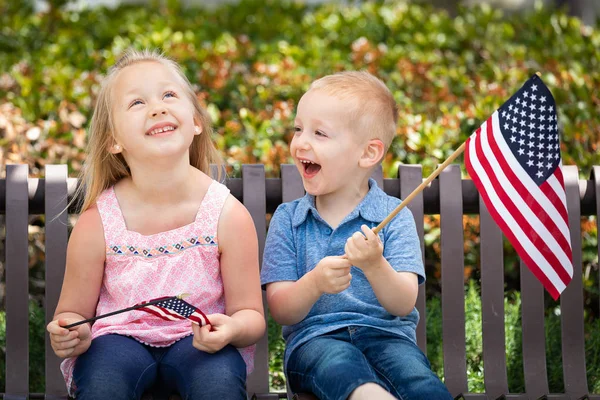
top-left (129, 99), bottom-right (143, 108)
top-left (315, 130), bottom-right (327, 137)
top-left (164, 91), bottom-right (177, 99)
top-left (294, 126), bottom-right (302, 134)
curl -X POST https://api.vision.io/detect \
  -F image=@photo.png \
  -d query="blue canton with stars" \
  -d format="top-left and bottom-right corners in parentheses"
top-left (155, 298), bottom-right (198, 318)
top-left (498, 75), bottom-right (560, 186)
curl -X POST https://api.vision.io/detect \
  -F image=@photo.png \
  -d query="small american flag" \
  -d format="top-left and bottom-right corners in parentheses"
top-left (464, 74), bottom-right (573, 299)
top-left (136, 296), bottom-right (211, 326)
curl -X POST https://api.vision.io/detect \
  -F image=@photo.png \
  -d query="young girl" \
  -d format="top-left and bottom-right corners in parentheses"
top-left (46, 49), bottom-right (265, 400)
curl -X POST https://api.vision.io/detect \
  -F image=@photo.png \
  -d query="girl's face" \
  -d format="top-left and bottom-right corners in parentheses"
top-left (109, 61), bottom-right (201, 164)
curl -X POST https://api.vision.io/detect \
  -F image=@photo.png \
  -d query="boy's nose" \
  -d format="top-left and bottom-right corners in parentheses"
top-left (293, 133), bottom-right (311, 150)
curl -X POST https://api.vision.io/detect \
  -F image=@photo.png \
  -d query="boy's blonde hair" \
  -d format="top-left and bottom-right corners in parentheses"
top-left (309, 71), bottom-right (398, 150)
top-left (76, 48), bottom-right (223, 213)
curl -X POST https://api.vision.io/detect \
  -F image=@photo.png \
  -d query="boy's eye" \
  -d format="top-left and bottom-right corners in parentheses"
top-left (315, 130), bottom-right (327, 137)
top-left (294, 126), bottom-right (302, 133)
top-left (163, 91), bottom-right (177, 99)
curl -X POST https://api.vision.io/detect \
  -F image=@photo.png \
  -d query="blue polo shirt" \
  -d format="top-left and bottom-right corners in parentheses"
top-left (261, 179), bottom-right (424, 369)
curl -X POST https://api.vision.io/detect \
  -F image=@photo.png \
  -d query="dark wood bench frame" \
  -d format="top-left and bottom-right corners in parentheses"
top-left (1, 163), bottom-right (599, 400)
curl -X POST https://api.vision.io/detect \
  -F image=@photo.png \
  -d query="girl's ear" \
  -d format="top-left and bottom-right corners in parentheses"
top-left (359, 139), bottom-right (385, 168)
top-left (108, 140), bottom-right (123, 154)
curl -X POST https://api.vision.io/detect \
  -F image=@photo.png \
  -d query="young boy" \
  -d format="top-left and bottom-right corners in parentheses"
top-left (260, 71), bottom-right (453, 400)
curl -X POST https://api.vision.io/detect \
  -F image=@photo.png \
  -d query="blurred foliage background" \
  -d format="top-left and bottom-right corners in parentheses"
top-left (0, 0), bottom-right (598, 394)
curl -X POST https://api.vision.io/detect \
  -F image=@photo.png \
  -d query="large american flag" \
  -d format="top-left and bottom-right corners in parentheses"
top-left (136, 296), bottom-right (211, 326)
top-left (464, 75), bottom-right (573, 299)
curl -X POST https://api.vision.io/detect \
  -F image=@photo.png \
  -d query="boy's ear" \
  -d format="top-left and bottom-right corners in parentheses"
top-left (359, 139), bottom-right (385, 168)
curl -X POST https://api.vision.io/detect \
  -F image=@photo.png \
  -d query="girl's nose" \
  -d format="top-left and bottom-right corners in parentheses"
top-left (151, 108), bottom-right (168, 117)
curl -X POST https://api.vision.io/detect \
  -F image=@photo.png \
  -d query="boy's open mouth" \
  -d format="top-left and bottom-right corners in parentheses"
top-left (300, 159), bottom-right (321, 177)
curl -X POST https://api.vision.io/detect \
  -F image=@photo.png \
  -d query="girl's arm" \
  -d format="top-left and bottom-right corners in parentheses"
top-left (216, 195), bottom-right (265, 348)
top-left (47, 205), bottom-right (106, 357)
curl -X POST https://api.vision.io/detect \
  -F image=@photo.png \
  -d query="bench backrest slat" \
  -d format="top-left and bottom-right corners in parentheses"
top-left (561, 166), bottom-right (588, 397)
top-left (5, 164), bottom-right (30, 397)
top-left (281, 164), bottom-right (304, 204)
top-left (439, 165), bottom-right (468, 397)
top-left (479, 197), bottom-right (509, 397)
top-left (242, 165), bottom-right (270, 396)
top-left (398, 165), bottom-right (427, 353)
top-left (595, 167), bottom-right (600, 317)
top-left (520, 258), bottom-right (549, 397)
top-left (44, 165), bottom-right (69, 397)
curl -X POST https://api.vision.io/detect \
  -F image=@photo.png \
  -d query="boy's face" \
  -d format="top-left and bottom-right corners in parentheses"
top-left (291, 89), bottom-right (368, 197)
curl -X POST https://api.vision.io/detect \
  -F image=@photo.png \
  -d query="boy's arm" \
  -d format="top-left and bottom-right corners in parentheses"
top-left (262, 204), bottom-right (351, 326)
top-left (361, 256), bottom-right (419, 317)
top-left (345, 205), bottom-right (424, 317)
top-left (266, 255), bottom-right (351, 326)
top-left (266, 277), bottom-right (320, 326)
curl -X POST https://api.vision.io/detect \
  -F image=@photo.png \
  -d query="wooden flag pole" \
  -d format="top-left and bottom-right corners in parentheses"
top-left (61, 294), bottom-right (186, 329)
top-left (374, 72), bottom-right (541, 234)
top-left (373, 141), bottom-right (467, 234)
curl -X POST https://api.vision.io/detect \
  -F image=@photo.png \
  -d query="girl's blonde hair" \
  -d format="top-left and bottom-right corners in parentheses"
top-left (76, 48), bottom-right (224, 213)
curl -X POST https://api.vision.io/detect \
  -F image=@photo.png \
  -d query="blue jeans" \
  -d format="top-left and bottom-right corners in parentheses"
top-left (73, 334), bottom-right (247, 400)
top-left (287, 326), bottom-right (452, 400)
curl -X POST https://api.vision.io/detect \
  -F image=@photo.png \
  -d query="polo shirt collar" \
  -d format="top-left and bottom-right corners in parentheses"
top-left (292, 178), bottom-right (388, 228)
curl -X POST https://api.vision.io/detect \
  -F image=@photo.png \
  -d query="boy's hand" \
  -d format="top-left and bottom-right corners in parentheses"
top-left (192, 313), bottom-right (237, 353)
top-left (47, 319), bottom-right (92, 358)
top-left (345, 225), bottom-right (385, 272)
top-left (312, 255), bottom-right (352, 294)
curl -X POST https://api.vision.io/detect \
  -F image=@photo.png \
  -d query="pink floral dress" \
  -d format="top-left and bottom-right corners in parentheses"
top-left (61, 180), bottom-right (255, 396)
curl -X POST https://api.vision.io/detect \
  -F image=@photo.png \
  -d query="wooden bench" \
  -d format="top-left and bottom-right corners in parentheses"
top-left (2, 163), bottom-right (599, 400)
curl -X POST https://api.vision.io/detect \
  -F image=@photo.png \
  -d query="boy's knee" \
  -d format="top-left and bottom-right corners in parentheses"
top-left (349, 383), bottom-right (396, 400)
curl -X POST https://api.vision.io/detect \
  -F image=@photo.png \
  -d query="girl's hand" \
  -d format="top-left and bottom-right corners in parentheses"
top-left (47, 319), bottom-right (92, 358)
top-left (345, 225), bottom-right (385, 272)
top-left (191, 313), bottom-right (239, 353)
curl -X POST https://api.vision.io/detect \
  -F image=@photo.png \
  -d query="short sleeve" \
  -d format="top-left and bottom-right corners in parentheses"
top-left (261, 204), bottom-right (300, 288)
top-left (382, 204), bottom-right (425, 284)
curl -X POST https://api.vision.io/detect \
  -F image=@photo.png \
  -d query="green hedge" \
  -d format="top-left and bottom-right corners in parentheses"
top-left (1, 0), bottom-right (599, 177)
